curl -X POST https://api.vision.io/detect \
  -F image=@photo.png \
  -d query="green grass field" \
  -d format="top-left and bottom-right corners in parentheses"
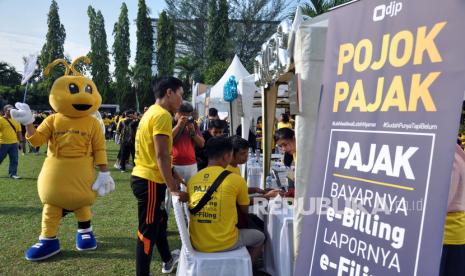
top-left (0, 142), bottom-right (181, 275)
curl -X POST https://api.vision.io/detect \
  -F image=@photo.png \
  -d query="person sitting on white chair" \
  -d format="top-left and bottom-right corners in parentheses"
top-left (187, 137), bottom-right (265, 264)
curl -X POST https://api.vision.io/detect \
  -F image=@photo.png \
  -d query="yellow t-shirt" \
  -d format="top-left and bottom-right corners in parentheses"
top-left (226, 164), bottom-right (241, 175)
top-left (277, 122), bottom-right (293, 130)
top-left (132, 104), bottom-right (172, 183)
top-left (444, 212), bottom-right (465, 245)
top-left (0, 117), bottom-right (21, 144)
top-left (103, 118), bottom-right (111, 126)
top-left (27, 113), bottom-right (107, 164)
top-left (188, 166), bottom-right (250, 252)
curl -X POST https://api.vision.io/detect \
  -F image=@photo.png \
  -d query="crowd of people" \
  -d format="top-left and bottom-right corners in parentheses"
top-left (0, 72), bottom-right (299, 276)
top-left (116, 77), bottom-right (288, 275)
top-left (2, 71), bottom-right (464, 275)
top-left (0, 75), bottom-right (297, 275)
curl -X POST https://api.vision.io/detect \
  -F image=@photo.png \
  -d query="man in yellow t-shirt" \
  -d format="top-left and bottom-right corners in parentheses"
top-left (0, 104), bottom-right (23, 179)
top-left (130, 77), bottom-right (188, 276)
top-left (188, 137), bottom-right (265, 263)
top-left (227, 136), bottom-right (266, 195)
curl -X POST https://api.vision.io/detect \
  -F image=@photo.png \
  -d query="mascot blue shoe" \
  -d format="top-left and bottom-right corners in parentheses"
top-left (76, 227), bottom-right (97, 251)
top-left (25, 237), bottom-right (60, 261)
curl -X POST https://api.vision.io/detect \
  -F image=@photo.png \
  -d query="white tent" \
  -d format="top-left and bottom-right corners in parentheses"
top-left (238, 75), bottom-right (258, 140)
top-left (198, 55), bottom-right (250, 115)
top-left (194, 55), bottom-right (252, 133)
top-left (210, 55), bottom-right (251, 104)
top-left (194, 55), bottom-right (285, 135)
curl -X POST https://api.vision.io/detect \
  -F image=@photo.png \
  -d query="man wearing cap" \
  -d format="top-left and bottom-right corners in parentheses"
top-left (0, 104), bottom-right (24, 179)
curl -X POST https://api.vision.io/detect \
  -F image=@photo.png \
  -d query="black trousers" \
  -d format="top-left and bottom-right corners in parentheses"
top-left (131, 176), bottom-right (172, 276)
top-left (120, 143), bottom-right (135, 170)
top-left (440, 244), bottom-right (465, 276)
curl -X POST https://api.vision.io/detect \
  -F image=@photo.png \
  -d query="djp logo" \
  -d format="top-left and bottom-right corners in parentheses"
top-left (373, 1), bottom-right (403, 22)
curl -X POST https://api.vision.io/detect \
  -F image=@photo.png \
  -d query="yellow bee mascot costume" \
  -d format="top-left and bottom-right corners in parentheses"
top-left (10, 57), bottom-right (115, 261)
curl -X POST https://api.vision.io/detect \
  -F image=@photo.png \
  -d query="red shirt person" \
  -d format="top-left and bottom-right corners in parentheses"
top-left (172, 101), bottom-right (205, 183)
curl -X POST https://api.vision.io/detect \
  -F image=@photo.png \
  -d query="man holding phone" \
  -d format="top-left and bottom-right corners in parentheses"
top-left (172, 101), bottom-right (205, 183)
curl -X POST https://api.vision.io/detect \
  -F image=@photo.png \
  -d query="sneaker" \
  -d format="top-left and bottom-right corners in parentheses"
top-left (162, 249), bottom-right (180, 274)
top-left (113, 163), bottom-right (121, 169)
top-left (10, 175), bottom-right (21, 179)
top-left (76, 228), bottom-right (97, 251)
top-left (25, 237), bottom-right (60, 261)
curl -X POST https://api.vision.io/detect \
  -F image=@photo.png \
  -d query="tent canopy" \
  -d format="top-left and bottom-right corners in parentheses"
top-left (209, 55), bottom-right (251, 102)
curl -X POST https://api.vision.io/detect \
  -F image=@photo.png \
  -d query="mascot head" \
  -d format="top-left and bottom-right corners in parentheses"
top-left (44, 57), bottom-right (102, 118)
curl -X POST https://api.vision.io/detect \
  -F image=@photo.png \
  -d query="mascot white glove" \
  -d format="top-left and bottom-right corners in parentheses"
top-left (92, 171), bottom-right (115, 196)
top-left (10, 102), bottom-right (34, 125)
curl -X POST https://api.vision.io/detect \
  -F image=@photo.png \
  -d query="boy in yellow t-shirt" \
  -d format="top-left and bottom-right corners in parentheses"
top-left (0, 104), bottom-right (23, 179)
top-left (131, 77), bottom-right (188, 275)
top-left (188, 137), bottom-right (265, 263)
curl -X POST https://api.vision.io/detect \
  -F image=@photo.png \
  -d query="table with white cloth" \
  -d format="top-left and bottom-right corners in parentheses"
top-left (262, 197), bottom-right (294, 276)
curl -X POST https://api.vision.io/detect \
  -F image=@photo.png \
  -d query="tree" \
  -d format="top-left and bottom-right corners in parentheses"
top-left (39, 0), bottom-right (66, 91)
top-left (88, 6), bottom-right (111, 103)
top-left (217, 0), bottom-right (230, 61)
top-left (0, 85), bottom-right (25, 107)
top-left (175, 55), bottom-right (202, 100)
top-left (0, 62), bottom-right (22, 87)
top-left (134, 0), bottom-right (154, 107)
top-left (113, 2), bottom-right (133, 109)
top-left (156, 11), bottom-right (176, 77)
top-left (165, 0), bottom-right (209, 62)
top-left (228, 0), bottom-right (287, 68)
top-left (166, 0), bottom-right (289, 71)
top-left (0, 62), bottom-right (25, 107)
top-left (203, 60), bottom-right (229, 85)
top-left (206, 0), bottom-right (220, 65)
top-left (206, 0), bottom-right (230, 64)
top-left (299, 0), bottom-right (352, 17)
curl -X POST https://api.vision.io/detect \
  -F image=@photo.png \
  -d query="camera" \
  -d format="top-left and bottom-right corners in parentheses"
top-left (188, 116), bottom-right (195, 123)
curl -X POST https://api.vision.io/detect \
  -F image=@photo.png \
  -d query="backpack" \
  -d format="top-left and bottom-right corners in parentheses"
top-left (120, 119), bottom-right (134, 145)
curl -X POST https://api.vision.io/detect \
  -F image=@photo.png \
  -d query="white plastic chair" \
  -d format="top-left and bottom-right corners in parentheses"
top-left (172, 196), bottom-right (253, 276)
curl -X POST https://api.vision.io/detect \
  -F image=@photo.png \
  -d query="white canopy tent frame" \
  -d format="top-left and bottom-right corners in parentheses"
top-left (254, 7), bottom-right (330, 274)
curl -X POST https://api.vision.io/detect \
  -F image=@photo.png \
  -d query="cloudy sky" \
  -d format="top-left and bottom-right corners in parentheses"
top-left (0, 0), bottom-right (166, 73)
